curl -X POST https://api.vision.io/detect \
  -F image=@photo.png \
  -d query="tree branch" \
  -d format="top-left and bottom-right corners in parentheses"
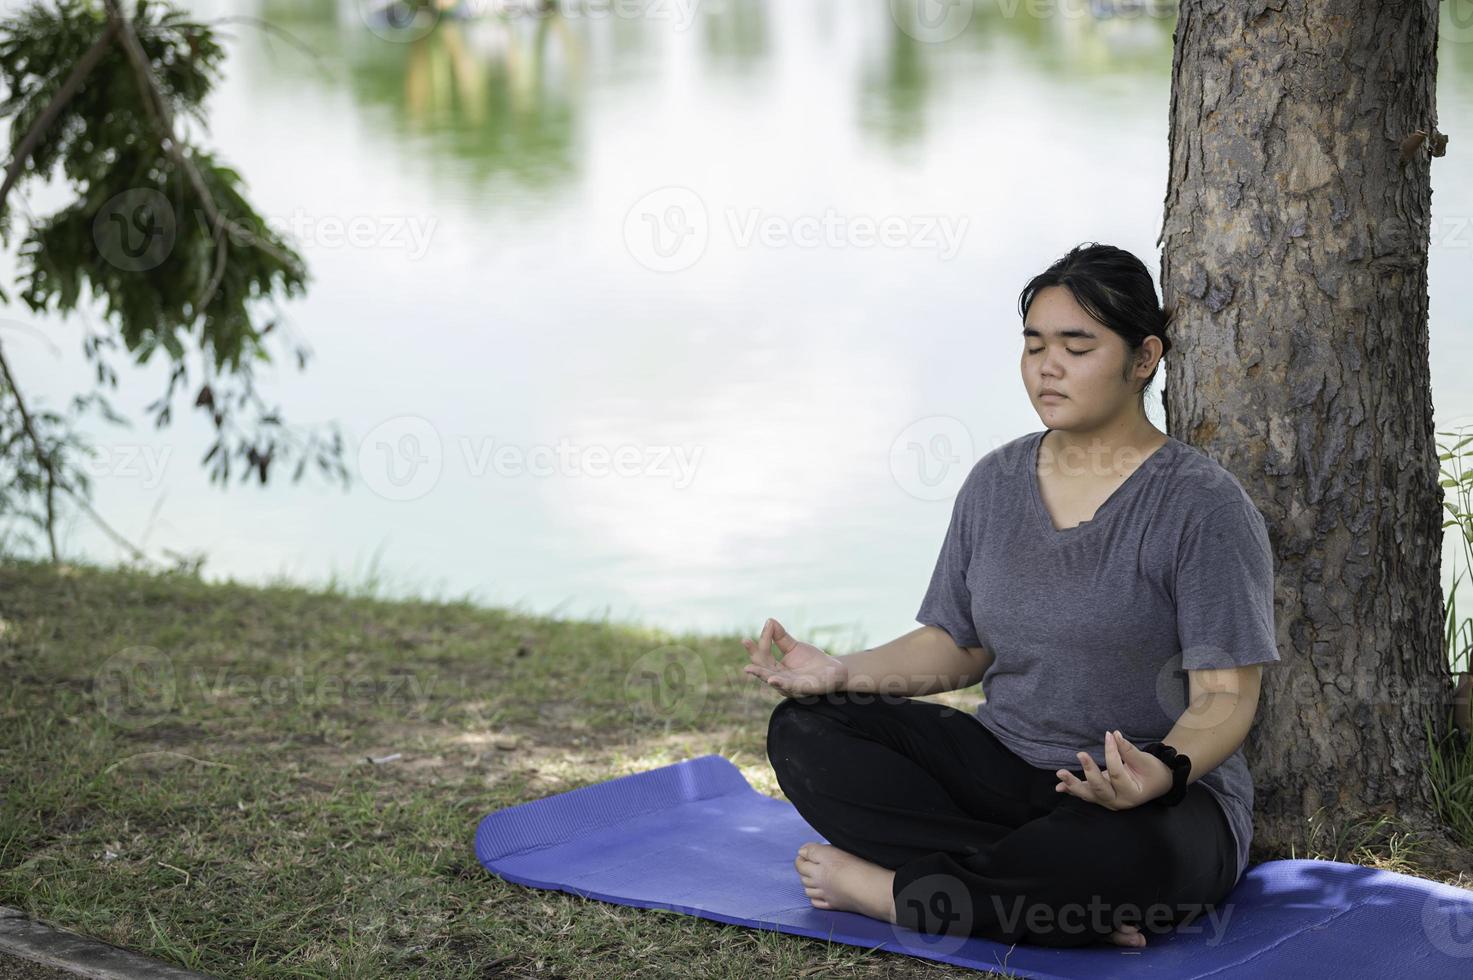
top-left (0, 14), bottom-right (120, 563)
top-left (103, 0), bottom-right (303, 324)
top-left (62, 476), bottom-right (150, 564)
top-left (0, 16), bottom-right (120, 222)
top-left (0, 339), bottom-right (57, 561)
top-left (0, 335), bottom-right (157, 565)
top-left (201, 15), bottom-right (332, 81)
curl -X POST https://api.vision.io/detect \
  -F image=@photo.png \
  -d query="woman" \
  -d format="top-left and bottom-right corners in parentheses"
top-left (742, 242), bottom-right (1280, 950)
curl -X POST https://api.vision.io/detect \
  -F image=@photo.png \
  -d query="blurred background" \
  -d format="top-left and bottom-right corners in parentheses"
top-left (3, 0), bottom-right (1471, 651)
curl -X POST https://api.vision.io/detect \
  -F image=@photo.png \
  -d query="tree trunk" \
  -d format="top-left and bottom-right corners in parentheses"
top-left (1158, 1), bottom-right (1450, 862)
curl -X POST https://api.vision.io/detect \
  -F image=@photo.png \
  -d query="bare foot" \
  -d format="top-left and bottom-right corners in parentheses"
top-left (1107, 923), bottom-right (1147, 948)
top-left (792, 842), bottom-right (1150, 948)
top-left (793, 842), bottom-right (898, 924)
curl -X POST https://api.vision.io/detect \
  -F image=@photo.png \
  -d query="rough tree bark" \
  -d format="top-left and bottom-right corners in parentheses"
top-left (1157, 1), bottom-right (1450, 862)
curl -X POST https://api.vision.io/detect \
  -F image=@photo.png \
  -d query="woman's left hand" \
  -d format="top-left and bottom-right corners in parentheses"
top-left (1054, 730), bottom-right (1173, 811)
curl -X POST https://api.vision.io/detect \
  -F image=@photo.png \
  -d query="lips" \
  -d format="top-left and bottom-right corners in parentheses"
top-left (1040, 391), bottom-right (1065, 398)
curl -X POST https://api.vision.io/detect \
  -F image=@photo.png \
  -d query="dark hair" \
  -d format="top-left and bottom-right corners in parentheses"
top-left (1016, 242), bottom-right (1175, 400)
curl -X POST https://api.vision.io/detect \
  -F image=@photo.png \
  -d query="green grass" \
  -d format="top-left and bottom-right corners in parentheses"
top-left (0, 556), bottom-right (1011, 978)
top-left (1432, 423), bottom-right (1473, 855)
top-left (1, 555), bottom-right (1470, 978)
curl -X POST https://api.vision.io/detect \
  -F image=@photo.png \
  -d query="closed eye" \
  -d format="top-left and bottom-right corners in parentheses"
top-left (1026, 348), bottom-right (1090, 356)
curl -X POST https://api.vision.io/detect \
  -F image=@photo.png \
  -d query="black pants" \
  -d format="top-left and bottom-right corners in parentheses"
top-left (766, 691), bottom-right (1238, 949)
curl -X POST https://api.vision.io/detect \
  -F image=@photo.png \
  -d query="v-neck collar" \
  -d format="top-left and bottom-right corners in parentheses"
top-left (1027, 429), bottom-right (1175, 538)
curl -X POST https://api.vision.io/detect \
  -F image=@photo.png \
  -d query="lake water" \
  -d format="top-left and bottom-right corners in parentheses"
top-left (4, 0), bottom-right (1472, 655)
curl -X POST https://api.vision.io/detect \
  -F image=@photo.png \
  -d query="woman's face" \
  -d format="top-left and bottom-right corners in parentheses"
top-left (1019, 284), bottom-right (1155, 431)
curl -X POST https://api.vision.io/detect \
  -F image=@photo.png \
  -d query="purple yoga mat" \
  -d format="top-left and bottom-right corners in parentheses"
top-left (474, 753), bottom-right (1473, 978)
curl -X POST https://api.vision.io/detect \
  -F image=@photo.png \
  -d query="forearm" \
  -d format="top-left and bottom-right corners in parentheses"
top-left (836, 626), bottom-right (988, 697)
top-left (1160, 691), bottom-right (1256, 784)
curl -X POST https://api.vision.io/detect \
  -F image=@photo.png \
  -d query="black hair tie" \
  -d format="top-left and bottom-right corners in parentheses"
top-left (1141, 741), bottom-right (1192, 806)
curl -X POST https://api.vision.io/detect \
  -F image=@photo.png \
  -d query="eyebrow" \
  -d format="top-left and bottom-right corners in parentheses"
top-left (1021, 325), bottom-right (1099, 340)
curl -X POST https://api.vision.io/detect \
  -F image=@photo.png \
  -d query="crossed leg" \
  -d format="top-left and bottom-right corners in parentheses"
top-left (766, 691), bottom-right (1234, 949)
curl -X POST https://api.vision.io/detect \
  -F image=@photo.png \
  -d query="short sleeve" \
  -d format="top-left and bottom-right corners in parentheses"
top-left (915, 471), bottom-right (983, 649)
top-left (1174, 499), bottom-right (1281, 670)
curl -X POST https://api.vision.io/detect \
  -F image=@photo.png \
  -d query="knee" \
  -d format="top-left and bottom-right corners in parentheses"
top-left (765, 697), bottom-right (809, 753)
top-left (765, 696), bottom-right (829, 767)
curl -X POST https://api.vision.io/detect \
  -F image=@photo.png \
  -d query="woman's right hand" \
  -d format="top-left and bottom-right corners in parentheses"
top-left (741, 618), bottom-right (848, 697)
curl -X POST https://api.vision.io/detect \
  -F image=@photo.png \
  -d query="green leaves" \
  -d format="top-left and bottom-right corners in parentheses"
top-left (0, 0), bottom-right (349, 562)
top-left (1442, 424), bottom-right (1473, 681)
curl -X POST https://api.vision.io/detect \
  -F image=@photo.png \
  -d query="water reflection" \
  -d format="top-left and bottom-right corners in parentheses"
top-left (701, 0), bottom-right (769, 68)
top-left (5, 0), bottom-right (1470, 652)
top-left (861, 13), bottom-right (932, 147)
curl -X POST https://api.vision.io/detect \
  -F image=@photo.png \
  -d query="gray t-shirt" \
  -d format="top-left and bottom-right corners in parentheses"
top-left (915, 428), bottom-right (1281, 889)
